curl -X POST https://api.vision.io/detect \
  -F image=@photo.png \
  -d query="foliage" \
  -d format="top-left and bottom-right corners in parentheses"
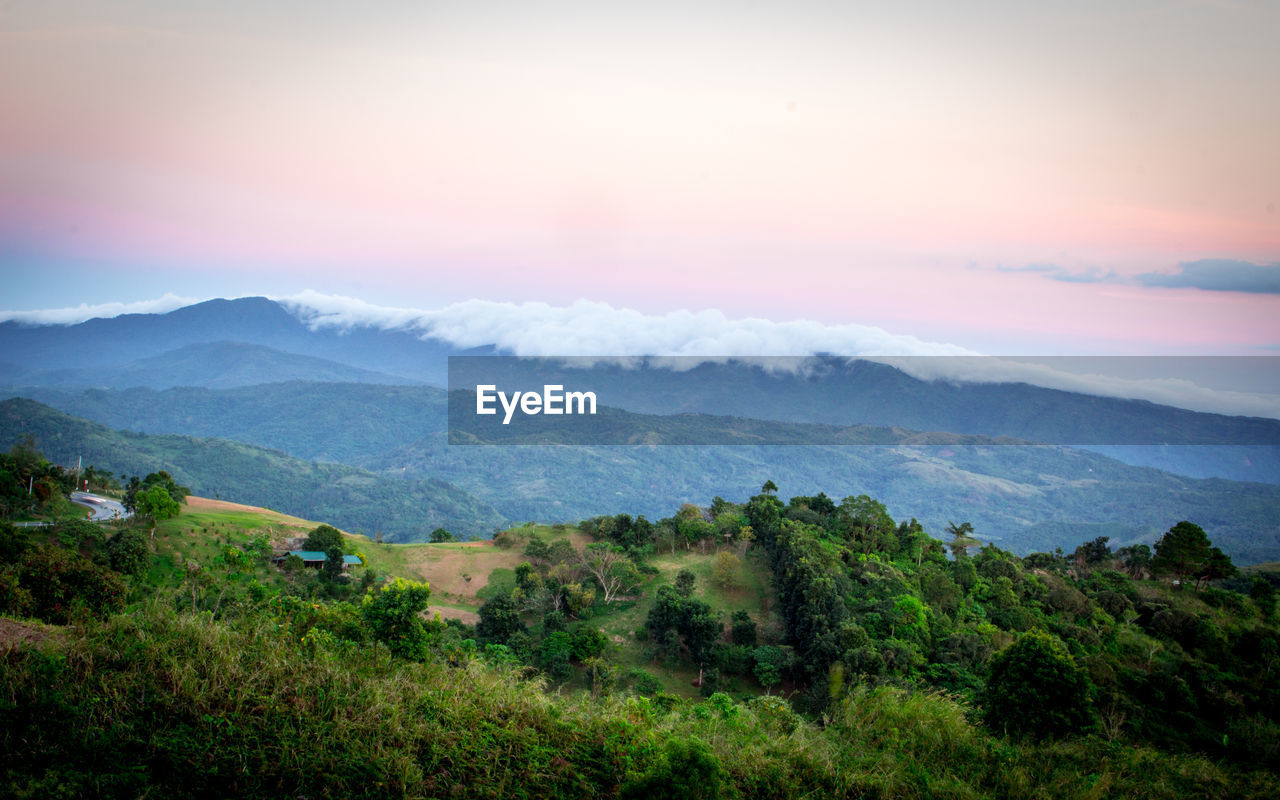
top-left (304, 524), bottom-right (345, 552)
top-left (620, 737), bottom-right (724, 800)
top-left (476, 591), bottom-right (526, 646)
top-left (0, 544), bottom-right (126, 623)
top-left (983, 629), bottom-right (1097, 739)
top-left (361, 577), bottom-right (432, 659)
top-left (105, 528), bottom-right (151, 576)
top-left (135, 484), bottom-right (181, 521)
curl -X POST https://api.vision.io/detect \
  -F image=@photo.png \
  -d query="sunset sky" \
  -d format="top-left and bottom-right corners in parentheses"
top-left (2, 1), bottom-right (1278, 355)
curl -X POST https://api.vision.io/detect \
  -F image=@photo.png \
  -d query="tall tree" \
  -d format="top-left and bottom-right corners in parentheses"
top-left (579, 542), bottom-right (638, 604)
top-left (135, 485), bottom-right (181, 521)
top-left (1151, 521), bottom-right (1212, 588)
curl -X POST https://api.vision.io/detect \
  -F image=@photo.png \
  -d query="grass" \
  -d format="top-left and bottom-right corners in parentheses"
top-left (3, 602), bottom-right (1275, 799)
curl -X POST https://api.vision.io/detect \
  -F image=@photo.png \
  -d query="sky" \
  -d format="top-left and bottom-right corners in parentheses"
top-left (2, 0), bottom-right (1279, 357)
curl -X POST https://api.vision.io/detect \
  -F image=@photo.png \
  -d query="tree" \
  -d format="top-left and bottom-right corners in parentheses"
top-left (429, 527), bottom-right (455, 543)
top-left (761, 480), bottom-right (778, 495)
top-left (476, 591), bottom-right (526, 645)
top-left (580, 542), bottom-right (639, 603)
top-left (1197, 546), bottom-right (1236, 590)
top-left (946, 521), bottom-right (978, 559)
top-left (1073, 536), bottom-right (1111, 566)
top-left (983, 629), bottom-right (1096, 739)
top-left (675, 569), bottom-right (697, 598)
top-left (681, 600), bottom-right (722, 674)
top-left (731, 610), bottom-right (757, 647)
top-left (1116, 544), bottom-right (1151, 578)
top-left (135, 485), bottom-right (180, 521)
top-left (1152, 521), bottom-right (1212, 588)
top-left (141, 471), bottom-right (189, 502)
top-left (538, 631), bottom-right (574, 682)
top-left (361, 578), bottom-right (432, 659)
top-left (753, 645), bottom-right (790, 693)
top-left (304, 524), bottom-right (344, 552)
top-left (105, 529), bottom-right (150, 576)
top-left (710, 551), bottom-right (741, 590)
top-left (323, 545), bottom-right (345, 582)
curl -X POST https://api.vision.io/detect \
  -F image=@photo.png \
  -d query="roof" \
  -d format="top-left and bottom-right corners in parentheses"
top-left (276, 550), bottom-right (362, 565)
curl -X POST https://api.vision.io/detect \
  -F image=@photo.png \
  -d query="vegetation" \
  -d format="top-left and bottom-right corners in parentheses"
top-left (2, 449), bottom-right (1278, 797)
top-left (10, 388), bottom-right (1280, 560)
top-left (0, 397), bottom-right (507, 540)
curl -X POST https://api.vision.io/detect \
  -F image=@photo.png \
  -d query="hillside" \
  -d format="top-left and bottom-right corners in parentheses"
top-left (381, 433), bottom-right (1280, 564)
top-left (1, 341), bottom-right (416, 390)
top-left (3, 480), bottom-right (1279, 798)
top-left (0, 398), bottom-right (505, 540)
top-left (10, 382), bottom-right (1280, 561)
top-left (15, 382), bottom-right (449, 466)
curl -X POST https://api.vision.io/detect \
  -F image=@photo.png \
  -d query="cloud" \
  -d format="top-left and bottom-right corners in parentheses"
top-left (0, 293), bottom-right (200, 325)
top-left (279, 290), bottom-right (978, 359)
top-left (875, 356), bottom-right (1280, 420)
top-left (279, 291), bottom-right (1280, 419)
top-left (996, 264), bottom-right (1122, 284)
top-left (3, 290), bottom-right (1275, 418)
top-left (1136, 259), bottom-right (1280, 294)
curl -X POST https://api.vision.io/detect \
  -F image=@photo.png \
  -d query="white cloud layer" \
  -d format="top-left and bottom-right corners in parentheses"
top-left (0, 294), bottom-right (200, 325)
top-left (278, 291), bottom-right (1279, 419)
top-left (279, 290), bottom-right (978, 358)
top-left (3, 291), bottom-right (1276, 419)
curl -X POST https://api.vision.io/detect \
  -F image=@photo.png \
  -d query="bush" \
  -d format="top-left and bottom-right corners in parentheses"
top-left (106, 528), bottom-right (150, 576)
top-left (621, 736), bottom-right (724, 800)
top-left (983, 629), bottom-right (1096, 739)
top-left (3, 545), bottom-right (126, 623)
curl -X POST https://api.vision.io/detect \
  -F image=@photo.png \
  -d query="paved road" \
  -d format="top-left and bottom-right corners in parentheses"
top-left (70, 491), bottom-right (130, 521)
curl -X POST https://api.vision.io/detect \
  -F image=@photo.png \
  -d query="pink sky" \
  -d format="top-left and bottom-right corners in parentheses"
top-left (2, 1), bottom-right (1278, 354)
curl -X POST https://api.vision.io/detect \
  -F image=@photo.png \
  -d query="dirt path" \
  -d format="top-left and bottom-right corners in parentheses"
top-left (0, 618), bottom-right (59, 653)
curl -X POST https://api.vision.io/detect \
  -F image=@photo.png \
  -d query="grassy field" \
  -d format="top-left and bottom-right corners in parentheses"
top-left (143, 499), bottom-right (788, 698)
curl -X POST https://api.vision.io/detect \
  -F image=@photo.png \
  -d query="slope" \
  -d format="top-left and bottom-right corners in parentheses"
top-left (0, 398), bottom-right (505, 541)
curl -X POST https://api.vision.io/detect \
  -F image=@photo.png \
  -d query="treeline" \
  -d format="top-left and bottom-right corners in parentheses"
top-left (731, 484), bottom-right (1279, 766)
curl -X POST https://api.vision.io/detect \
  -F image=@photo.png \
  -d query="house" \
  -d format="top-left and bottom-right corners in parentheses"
top-left (273, 550), bottom-right (362, 569)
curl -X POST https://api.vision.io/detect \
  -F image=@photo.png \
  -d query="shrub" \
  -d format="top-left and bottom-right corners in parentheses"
top-left (4, 545), bottom-right (126, 623)
top-left (983, 629), bottom-right (1096, 739)
top-left (105, 528), bottom-right (150, 576)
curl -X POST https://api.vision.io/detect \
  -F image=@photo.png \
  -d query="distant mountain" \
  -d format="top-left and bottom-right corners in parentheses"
top-left (4, 296), bottom-right (1278, 486)
top-left (0, 296), bottom-right (460, 384)
top-left (448, 356), bottom-right (1280, 446)
top-left (0, 341), bottom-right (414, 390)
top-left (0, 398), bottom-right (505, 541)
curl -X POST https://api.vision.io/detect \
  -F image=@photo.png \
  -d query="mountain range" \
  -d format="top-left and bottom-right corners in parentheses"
top-left (2, 296), bottom-right (1278, 560)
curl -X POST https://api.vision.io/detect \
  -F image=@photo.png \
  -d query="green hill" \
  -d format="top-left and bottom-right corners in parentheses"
top-left (0, 397), bottom-right (505, 541)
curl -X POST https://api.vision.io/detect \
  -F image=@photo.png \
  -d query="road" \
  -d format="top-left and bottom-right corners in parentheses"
top-left (70, 491), bottom-right (130, 521)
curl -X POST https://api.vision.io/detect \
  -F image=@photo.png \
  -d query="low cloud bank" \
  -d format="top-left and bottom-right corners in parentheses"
top-left (280, 291), bottom-right (1278, 420)
top-left (280, 290), bottom-right (976, 359)
top-left (2, 291), bottom-right (1275, 419)
top-left (0, 293), bottom-right (199, 325)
